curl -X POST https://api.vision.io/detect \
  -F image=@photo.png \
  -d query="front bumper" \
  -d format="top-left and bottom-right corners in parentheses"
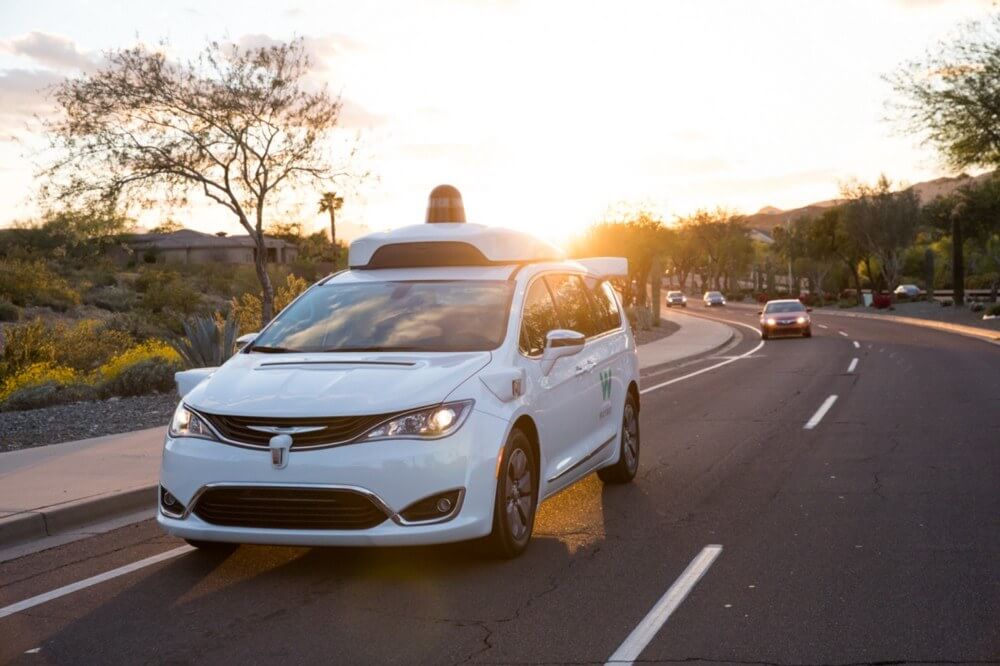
top-left (762, 321), bottom-right (809, 336)
top-left (157, 409), bottom-right (508, 546)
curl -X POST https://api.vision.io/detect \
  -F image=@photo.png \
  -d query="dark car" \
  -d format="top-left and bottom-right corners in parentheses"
top-left (703, 291), bottom-right (726, 306)
top-left (759, 299), bottom-right (811, 339)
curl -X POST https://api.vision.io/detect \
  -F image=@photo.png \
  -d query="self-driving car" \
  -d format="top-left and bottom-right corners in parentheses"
top-left (158, 186), bottom-right (641, 558)
top-left (703, 291), bottom-right (726, 306)
top-left (759, 299), bottom-right (812, 339)
top-left (666, 291), bottom-right (687, 307)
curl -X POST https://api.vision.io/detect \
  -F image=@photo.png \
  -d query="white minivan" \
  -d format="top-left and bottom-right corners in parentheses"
top-left (158, 194), bottom-right (640, 557)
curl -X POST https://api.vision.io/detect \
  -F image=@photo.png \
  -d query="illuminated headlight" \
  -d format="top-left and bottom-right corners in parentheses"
top-left (362, 400), bottom-right (474, 441)
top-left (796, 316), bottom-right (807, 324)
top-left (766, 318), bottom-right (777, 326)
top-left (168, 403), bottom-right (218, 441)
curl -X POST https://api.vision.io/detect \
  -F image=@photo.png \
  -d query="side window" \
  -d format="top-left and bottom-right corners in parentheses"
top-left (584, 277), bottom-right (623, 333)
top-left (545, 274), bottom-right (601, 337)
top-left (519, 278), bottom-right (560, 356)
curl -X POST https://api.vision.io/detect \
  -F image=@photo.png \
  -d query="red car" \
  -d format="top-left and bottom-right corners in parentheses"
top-left (759, 299), bottom-right (812, 339)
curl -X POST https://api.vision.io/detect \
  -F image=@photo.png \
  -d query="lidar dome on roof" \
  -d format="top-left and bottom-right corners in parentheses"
top-left (349, 186), bottom-right (563, 268)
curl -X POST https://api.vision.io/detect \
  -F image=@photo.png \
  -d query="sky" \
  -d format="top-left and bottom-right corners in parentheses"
top-left (0, 0), bottom-right (994, 245)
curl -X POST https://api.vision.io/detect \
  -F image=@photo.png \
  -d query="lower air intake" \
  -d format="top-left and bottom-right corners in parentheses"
top-left (193, 487), bottom-right (388, 530)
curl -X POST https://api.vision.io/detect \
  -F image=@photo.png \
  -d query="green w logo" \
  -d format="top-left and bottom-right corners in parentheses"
top-left (599, 369), bottom-right (612, 401)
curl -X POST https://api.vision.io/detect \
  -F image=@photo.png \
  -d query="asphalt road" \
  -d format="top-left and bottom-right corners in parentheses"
top-left (1, 304), bottom-right (998, 665)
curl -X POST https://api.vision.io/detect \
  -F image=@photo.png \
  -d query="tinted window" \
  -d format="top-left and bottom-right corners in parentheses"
top-left (545, 274), bottom-right (601, 337)
top-left (764, 301), bottom-right (806, 314)
top-left (252, 280), bottom-right (513, 353)
top-left (584, 277), bottom-right (623, 334)
top-left (519, 279), bottom-right (560, 356)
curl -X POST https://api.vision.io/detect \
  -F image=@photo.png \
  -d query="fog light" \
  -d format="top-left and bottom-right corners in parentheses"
top-left (159, 486), bottom-right (186, 518)
top-left (436, 497), bottom-right (453, 513)
top-left (163, 492), bottom-right (178, 507)
top-left (399, 489), bottom-right (463, 523)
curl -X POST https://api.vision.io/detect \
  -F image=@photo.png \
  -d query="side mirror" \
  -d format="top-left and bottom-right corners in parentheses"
top-left (236, 332), bottom-right (259, 349)
top-left (540, 329), bottom-right (585, 375)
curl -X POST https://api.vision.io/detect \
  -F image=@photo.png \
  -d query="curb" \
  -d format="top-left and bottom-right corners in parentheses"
top-left (639, 314), bottom-right (737, 377)
top-left (809, 309), bottom-right (1000, 347)
top-left (0, 485), bottom-right (157, 551)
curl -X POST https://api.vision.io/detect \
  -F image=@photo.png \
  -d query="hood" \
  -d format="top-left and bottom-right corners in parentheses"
top-left (185, 351), bottom-right (491, 418)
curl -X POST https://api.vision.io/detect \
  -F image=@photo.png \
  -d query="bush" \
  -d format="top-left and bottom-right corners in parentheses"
top-left (0, 259), bottom-right (80, 311)
top-left (136, 269), bottom-right (202, 315)
top-left (54, 320), bottom-right (134, 373)
top-left (798, 294), bottom-right (816, 307)
top-left (970, 303), bottom-right (985, 313)
top-left (0, 300), bottom-right (20, 322)
top-left (171, 313), bottom-right (240, 368)
top-left (0, 319), bottom-right (55, 380)
top-left (838, 299), bottom-right (857, 308)
top-left (0, 380), bottom-right (97, 411)
top-left (0, 362), bottom-right (84, 409)
top-left (231, 273), bottom-right (308, 334)
top-left (940, 298), bottom-right (953, 307)
top-left (100, 357), bottom-right (177, 397)
top-left (84, 285), bottom-right (138, 312)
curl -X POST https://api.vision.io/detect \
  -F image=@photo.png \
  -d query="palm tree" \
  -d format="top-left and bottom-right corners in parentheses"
top-left (319, 192), bottom-right (344, 255)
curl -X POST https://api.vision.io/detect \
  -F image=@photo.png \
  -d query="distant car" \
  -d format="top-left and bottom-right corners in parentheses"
top-left (893, 284), bottom-right (920, 298)
top-left (666, 291), bottom-right (687, 307)
top-left (759, 299), bottom-right (812, 339)
top-left (703, 291), bottom-right (726, 307)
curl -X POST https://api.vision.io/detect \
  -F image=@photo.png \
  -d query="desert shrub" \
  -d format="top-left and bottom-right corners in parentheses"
top-left (84, 285), bottom-right (138, 312)
top-left (96, 340), bottom-right (182, 397)
top-left (970, 303), bottom-right (985, 313)
top-left (0, 362), bottom-right (83, 406)
top-left (53, 320), bottom-right (134, 373)
top-left (171, 313), bottom-right (240, 368)
top-left (136, 269), bottom-right (202, 315)
top-left (230, 273), bottom-right (309, 333)
top-left (0, 300), bottom-right (20, 322)
top-left (0, 319), bottom-right (55, 380)
top-left (0, 380), bottom-right (97, 411)
top-left (940, 298), bottom-right (953, 307)
top-left (838, 299), bottom-right (857, 308)
top-left (987, 304), bottom-right (1000, 316)
top-left (0, 258), bottom-right (80, 311)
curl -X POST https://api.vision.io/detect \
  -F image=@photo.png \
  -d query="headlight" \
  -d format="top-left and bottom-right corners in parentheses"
top-left (169, 403), bottom-right (218, 441)
top-left (797, 316), bottom-right (807, 324)
top-left (766, 317), bottom-right (777, 326)
top-left (361, 400), bottom-right (474, 441)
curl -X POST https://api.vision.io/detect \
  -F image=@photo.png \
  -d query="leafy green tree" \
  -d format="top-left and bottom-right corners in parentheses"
top-left (40, 38), bottom-right (361, 324)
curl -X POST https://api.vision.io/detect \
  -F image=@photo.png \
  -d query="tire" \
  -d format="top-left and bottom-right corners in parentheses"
top-left (761, 329), bottom-right (769, 340)
top-left (803, 327), bottom-right (812, 338)
top-left (598, 392), bottom-right (640, 484)
top-left (184, 539), bottom-right (237, 553)
top-left (487, 428), bottom-right (538, 558)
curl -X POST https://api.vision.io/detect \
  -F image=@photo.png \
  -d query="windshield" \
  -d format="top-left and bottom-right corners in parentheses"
top-left (706, 292), bottom-right (722, 298)
top-left (668, 291), bottom-right (683, 297)
top-left (251, 280), bottom-right (514, 353)
top-left (764, 302), bottom-right (806, 314)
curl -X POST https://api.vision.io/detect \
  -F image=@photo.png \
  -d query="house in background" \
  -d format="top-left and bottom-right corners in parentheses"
top-left (123, 229), bottom-right (298, 264)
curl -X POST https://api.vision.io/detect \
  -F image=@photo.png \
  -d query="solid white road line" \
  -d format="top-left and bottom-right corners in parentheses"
top-left (838, 330), bottom-right (849, 337)
top-left (804, 395), bottom-right (838, 430)
top-left (0, 545), bottom-right (194, 620)
top-left (818, 324), bottom-right (829, 329)
top-left (641, 315), bottom-right (763, 396)
top-left (606, 545), bottom-right (723, 665)
top-left (847, 358), bottom-right (858, 373)
top-left (853, 341), bottom-right (860, 349)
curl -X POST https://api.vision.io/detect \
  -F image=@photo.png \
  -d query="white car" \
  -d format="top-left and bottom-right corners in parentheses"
top-left (158, 194), bottom-right (640, 558)
top-left (893, 284), bottom-right (921, 298)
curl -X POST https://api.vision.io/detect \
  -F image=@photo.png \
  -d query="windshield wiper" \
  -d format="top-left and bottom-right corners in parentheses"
top-left (318, 346), bottom-right (428, 353)
top-left (248, 344), bottom-right (301, 354)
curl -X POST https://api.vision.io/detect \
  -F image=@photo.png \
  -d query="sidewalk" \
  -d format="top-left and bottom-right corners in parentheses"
top-left (0, 312), bottom-right (735, 554)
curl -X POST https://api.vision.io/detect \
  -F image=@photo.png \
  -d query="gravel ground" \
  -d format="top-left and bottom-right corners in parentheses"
top-left (0, 392), bottom-right (178, 453)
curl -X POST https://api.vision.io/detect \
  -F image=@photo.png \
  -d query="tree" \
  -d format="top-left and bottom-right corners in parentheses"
top-left (150, 219), bottom-right (184, 234)
top-left (841, 176), bottom-right (920, 295)
top-left (319, 192), bottom-right (344, 254)
top-left (679, 208), bottom-right (751, 293)
top-left (813, 207), bottom-right (866, 304)
top-left (40, 38), bottom-right (359, 324)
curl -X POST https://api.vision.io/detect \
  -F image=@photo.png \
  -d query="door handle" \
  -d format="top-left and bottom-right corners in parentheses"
top-left (574, 359), bottom-right (596, 375)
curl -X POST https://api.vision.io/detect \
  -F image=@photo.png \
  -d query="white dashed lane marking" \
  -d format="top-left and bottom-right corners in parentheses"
top-left (853, 341), bottom-right (861, 349)
top-left (847, 358), bottom-right (858, 373)
top-left (838, 331), bottom-right (849, 337)
top-left (804, 395), bottom-right (839, 430)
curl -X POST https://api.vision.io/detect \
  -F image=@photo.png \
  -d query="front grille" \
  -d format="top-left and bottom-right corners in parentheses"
top-left (193, 486), bottom-right (389, 530)
top-left (198, 411), bottom-right (401, 449)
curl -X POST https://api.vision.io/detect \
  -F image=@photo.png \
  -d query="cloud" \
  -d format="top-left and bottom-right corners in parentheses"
top-left (0, 32), bottom-right (93, 71)
top-left (234, 33), bottom-right (365, 68)
top-left (0, 68), bottom-right (64, 128)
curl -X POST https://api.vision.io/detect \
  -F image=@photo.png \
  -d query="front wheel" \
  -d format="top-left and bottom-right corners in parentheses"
top-left (803, 327), bottom-right (812, 338)
top-left (598, 393), bottom-right (640, 484)
top-left (761, 329), bottom-right (769, 340)
top-left (487, 428), bottom-right (538, 558)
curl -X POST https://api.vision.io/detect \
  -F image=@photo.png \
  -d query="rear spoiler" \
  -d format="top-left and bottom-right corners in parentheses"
top-left (576, 257), bottom-right (628, 278)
